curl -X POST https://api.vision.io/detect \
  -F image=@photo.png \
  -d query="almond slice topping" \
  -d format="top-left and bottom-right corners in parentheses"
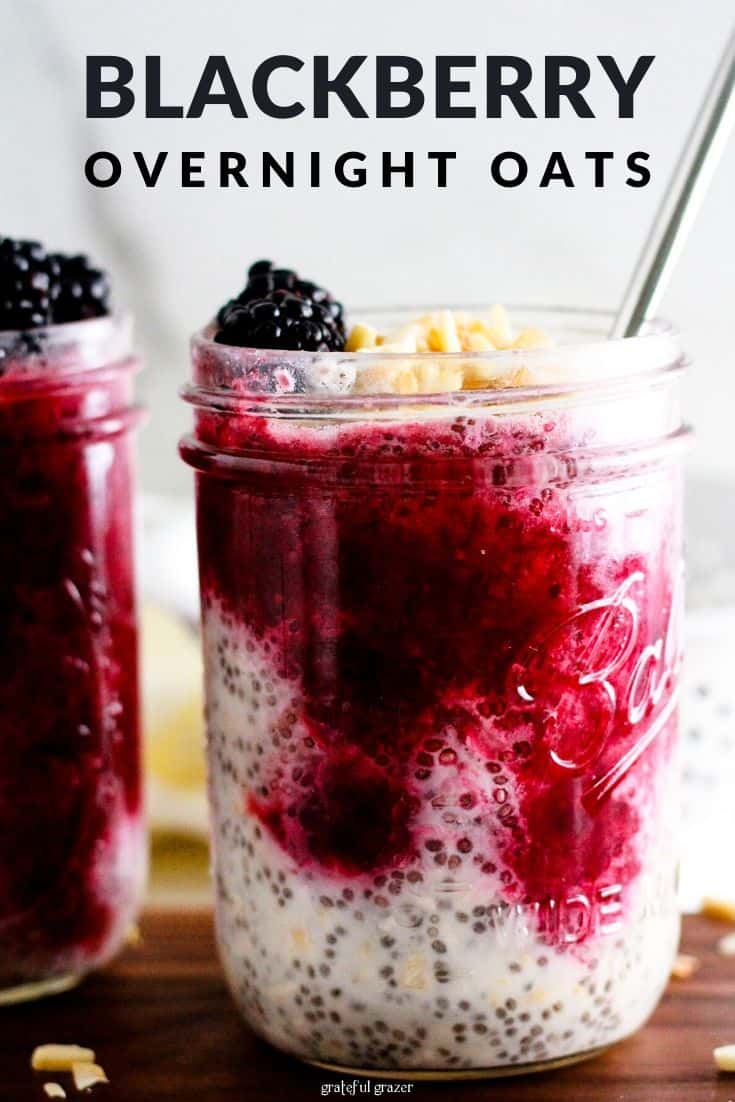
top-left (43, 1086), bottom-right (66, 1100)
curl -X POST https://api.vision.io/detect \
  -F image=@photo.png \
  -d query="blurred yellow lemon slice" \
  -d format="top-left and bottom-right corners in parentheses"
top-left (141, 603), bottom-right (208, 838)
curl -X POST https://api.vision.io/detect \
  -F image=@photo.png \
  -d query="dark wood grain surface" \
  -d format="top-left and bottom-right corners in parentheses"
top-left (4, 912), bottom-right (735, 1102)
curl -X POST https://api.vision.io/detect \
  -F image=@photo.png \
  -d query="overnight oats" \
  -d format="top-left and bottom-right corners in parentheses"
top-left (181, 262), bottom-right (689, 1076)
top-left (0, 238), bottom-right (145, 1003)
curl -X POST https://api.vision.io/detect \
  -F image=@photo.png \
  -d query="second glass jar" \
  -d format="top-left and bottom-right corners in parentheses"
top-left (0, 317), bottom-right (145, 1003)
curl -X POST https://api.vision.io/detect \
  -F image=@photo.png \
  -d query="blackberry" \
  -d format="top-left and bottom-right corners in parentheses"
top-left (0, 239), bottom-right (52, 330)
top-left (0, 236), bottom-right (111, 331)
top-left (215, 260), bottom-right (346, 352)
top-left (49, 253), bottom-right (110, 323)
top-left (216, 291), bottom-right (342, 352)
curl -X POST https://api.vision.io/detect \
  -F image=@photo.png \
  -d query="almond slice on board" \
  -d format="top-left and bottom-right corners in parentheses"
top-left (670, 953), bottom-right (700, 979)
top-left (713, 1044), bottom-right (735, 1072)
top-left (31, 1046), bottom-right (95, 1072)
top-left (72, 1062), bottom-right (109, 1091)
top-left (702, 898), bottom-right (735, 923)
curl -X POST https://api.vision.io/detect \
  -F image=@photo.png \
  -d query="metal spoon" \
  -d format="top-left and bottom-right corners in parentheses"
top-left (611, 26), bottom-right (735, 339)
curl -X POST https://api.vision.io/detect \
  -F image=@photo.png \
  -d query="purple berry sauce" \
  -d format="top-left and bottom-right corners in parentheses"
top-left (0, 326), bottom-right (144, 990)
top-left (187, 407), bottom-right (680, 913)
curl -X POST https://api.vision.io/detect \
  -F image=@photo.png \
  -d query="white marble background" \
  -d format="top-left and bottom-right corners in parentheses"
top-left (0, 0), bottom-right (733, 495)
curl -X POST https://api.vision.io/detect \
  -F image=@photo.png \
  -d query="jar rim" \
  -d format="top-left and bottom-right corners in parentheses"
top-left (188, 306), bottom-right (684, 408)
top-left (0, 313), bottom-right (135, 385)
top-left (195, 305), bottom-right (676, 360)
top-left (0, 311), bottom-right (131, 344)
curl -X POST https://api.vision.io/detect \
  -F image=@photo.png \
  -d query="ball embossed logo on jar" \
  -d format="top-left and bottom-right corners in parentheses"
top-left (516, 564), bottom-right (683, 809)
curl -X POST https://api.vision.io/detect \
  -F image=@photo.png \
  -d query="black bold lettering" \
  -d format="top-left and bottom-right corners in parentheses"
top-left (252, 56), bottom-right (304, 119)
top-left (436, 56), bottom-right (477, 118)
top-left (187, 57), bottom-right (247, 118)
top-left (335, 152), bottom-right (367, 186)
top-left (598, 56), bottom-right (654, 118)
top-left (490, 152), bottom-right (528, 187)
top-left (182, 152), bottom-right (205, 187)
top-left (220, 153), bottom-right (248, 187)
top-left (540, 151), bottom-right (575, 187)
top-left (84, 152), bottom-right (122, 187)
top-left (314, 57), bottom-right (368, 118)
top-left (486, 57), bottom-right (536, 118)
top-left (427, 151), bottom-right (456, 187)
top-left (145, 57), bottom-right (183, 117)
top-left (382, 152), bottom-right (414, 187)
top-left (545, 57), bottom-right (594, 118)
top-left (376, 56), bottom-right (424, 118)
top-left (626, 151), bottom-right (651, 188)
top-left (86, 57), bottom-right (134, 118)
top-left (585, 151), bottom-right (614, 187)
top-left (263, 152), bottom-right (295, 187)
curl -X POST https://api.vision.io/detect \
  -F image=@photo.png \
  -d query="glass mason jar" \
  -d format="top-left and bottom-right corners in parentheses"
top-left (181, 309), bottom-right (689, 1078)
top-left (0, 316), bottom-right (145, 1004)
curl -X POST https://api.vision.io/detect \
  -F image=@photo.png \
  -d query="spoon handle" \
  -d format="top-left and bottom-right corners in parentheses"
top-left (611, 27), bottom-right (735, 339)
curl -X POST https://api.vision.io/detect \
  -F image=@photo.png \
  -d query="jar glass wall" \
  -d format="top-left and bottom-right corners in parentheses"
top-left (181, 309), bottom-right (689, 1076)
top-left (0, 316), bottom-right (145, 1003)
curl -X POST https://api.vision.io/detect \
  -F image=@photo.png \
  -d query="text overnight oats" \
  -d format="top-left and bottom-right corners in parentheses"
top-left (181, 262), bottom-right (689, 1076)
top-left (0, 238), bottom-right (145, 1003)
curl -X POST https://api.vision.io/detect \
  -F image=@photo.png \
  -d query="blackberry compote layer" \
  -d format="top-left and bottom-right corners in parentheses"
top-left (0, 316), bottom-right (145, 1001)
top-left (182, 310), bottom-right (689, 1075)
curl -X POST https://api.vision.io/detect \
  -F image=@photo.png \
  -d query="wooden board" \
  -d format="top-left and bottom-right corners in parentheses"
top-left (4, 912), bottom-right (735, 1101)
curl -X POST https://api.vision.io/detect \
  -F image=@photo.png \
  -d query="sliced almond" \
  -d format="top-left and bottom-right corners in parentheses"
top-left (506, 365), bottom-right (536, 388)
top-left (670, 952), bottom-right (699, 979)
top-left (513, 327), bottom-right (551, 350)
top-left (714, 1044), bottom-right (735, 1072)
top-left (72, 1062), bottom-right (109, 1091)
top-left (399, 953), bottom-right (428, 991)
top-left (348, 307), bottom-right (552, 394)
top-left (427, 311), bottom-right (461, 354)
top-left (345, 323), bottom-right (379, 353)
top-left (413, 360), bottom-right (464, 394)
top-left (32, 1046), bottom-right (96, 1072)
top-left (352, 360), bottom-right (430, 395)
top-left (702, 898), bottom-right (735, 923)
top-left (350, 308), bottom-right (550, 394)
top-left (718, 932), bottom-right (735, 957)
top-left (43, 1086), bottom-right (66, 1100)
top-left (466, 318), bottom-right (500, 344)
top-left (465, 331), bottom-right (494, 352)
top-left (124, 923), bottom-right (142, 947)
top-left (396, 323), bottom-right (430, 353)
top-left (461, 359), bottom-right (507, 389)
top-left (291, 927), bottom-right (310, 950)
top-left (487, 304), bottom-right (514, 348)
